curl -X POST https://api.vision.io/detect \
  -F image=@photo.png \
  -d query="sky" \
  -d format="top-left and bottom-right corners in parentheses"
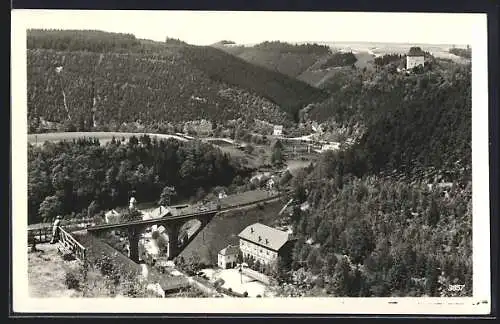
top-left (12, 10), bottom-right (482, 46)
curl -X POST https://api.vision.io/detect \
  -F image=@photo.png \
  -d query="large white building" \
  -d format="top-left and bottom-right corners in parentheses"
top-left (406, 55), bottom-right (425, 69)
top-left (238, 223), bottom-right (295, 268)
top-left (406, 47), bottom-right (425, 70)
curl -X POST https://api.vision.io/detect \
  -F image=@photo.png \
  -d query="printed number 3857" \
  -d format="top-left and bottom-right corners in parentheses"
top-left (448, 284), bottom-right (465, 292)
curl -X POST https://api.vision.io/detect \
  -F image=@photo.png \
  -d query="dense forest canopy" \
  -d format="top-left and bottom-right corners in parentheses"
top-left (28, 136), bottom-right (247, 224)
top-left (27, 29), bottom-right (143, 53)
top-left (27, 29), bottom-right (326, 129)
top-left (408, 46), bottom-right (425, 56)
top-left (319, 52), bottom-right (358, 69)
top-left (374, 54), bottom-right (403, 66)
top-left (253, 41), bottom-right (332, 55)
top-left (283, 157), bottom-right (472, 297)
top-left (214, 41), bottom-right (335, 78)
top-left (449, 47), bottom-right (472, 59)
top-left (180, 45), bottom-right (329, 122)
top-left (308, 60), bottom-right (471, 178)
top-left (277, 51), bottom-right (473, 296)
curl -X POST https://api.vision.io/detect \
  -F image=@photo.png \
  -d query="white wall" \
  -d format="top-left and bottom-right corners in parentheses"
top-left (406, 56), bottom-right (425, 69)
top-left (240, 239), bottom-right (277, 265)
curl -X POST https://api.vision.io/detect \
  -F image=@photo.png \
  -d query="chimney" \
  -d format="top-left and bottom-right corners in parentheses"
top-left (265, 239), bottom-right (269, 244)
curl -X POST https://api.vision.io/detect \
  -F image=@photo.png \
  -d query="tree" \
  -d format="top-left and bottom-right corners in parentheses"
top-left (321, 252), bottom-right (337, 277)
top-left (306, 248), bottom-right (322, 275)
top-left (271, 140), bottom-right (285, 167)
top-left (331, 256), bottom-right (352, 297)
top-left (158, 186), bottom-right (177, 206)
top-left (244, 144), bottom-right (255, 155)
top-left (427, 198), bottom-right (440, 226)
top-left (38, 195), bottom-right (62, 221)
top-left (120, 208), bottom-right (142, 222)
top-left (87, 200), bottom-right (100, 218)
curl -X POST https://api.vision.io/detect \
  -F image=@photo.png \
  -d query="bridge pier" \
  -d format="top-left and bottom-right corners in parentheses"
top-left (199, 216), bottom-right (210, 228)
top-left (165, 222), bottom-right (181, 260)
top-left (128, 227), bottom-right (140, 263)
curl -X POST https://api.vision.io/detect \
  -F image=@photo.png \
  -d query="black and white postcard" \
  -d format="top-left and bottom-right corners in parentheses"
top-left (11, 10), bottom-right (491, 315)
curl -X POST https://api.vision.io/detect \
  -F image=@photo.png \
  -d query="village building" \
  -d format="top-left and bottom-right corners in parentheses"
top-left (238, 223), bottom-right (295, 269)
top-left (217, 245), bottom-right (240, 269)
top-left (320, 143), bottom-right (340, 152)
top-left (300, 201), bottom-right (310, 212)
top-left (273, 125), bottom-right (283, 136)
top-left (146, 277), bottom-right (191, 297)
top-left (104, 209), bottom-right (121, 224)
top-left (183, 119), bottom-right (213, 135)
top-left (218, 190), bottom-right (228, 200)
top-left (311, 122), bottom-right (323, 133)
top-left (266, 177), bottom-right (277, 191)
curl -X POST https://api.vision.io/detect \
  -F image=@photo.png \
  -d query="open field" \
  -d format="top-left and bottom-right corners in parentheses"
top-left (218, 190), bottom-right (272, 209)
top-left (179, 200), bottom-right (283, 265)
top-left (28, 132), bottom-right (188, 146)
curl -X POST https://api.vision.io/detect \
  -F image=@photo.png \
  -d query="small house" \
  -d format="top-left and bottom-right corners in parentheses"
top-left (218, 190), bottom-right (228, 200)
top-left (273, 125), bottom-right (283, 136)
top-left (218, 245), bottom-right (240, 269)
top-left (300, 201), bottom-right (310, 211)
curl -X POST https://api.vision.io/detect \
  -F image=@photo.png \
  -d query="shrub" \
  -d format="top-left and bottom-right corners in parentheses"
top-left (65, 271), bottom-right (80, 290)
top-left (61, 251), bottom-right (76, 261)
top-left (243, 291), bottom-right (249, 297)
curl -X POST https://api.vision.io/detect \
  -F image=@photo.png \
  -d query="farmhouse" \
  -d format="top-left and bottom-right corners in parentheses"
top-left (218, 245), bottom-right (240, 269)
top-left (238, 223), bottom-right (295, 269)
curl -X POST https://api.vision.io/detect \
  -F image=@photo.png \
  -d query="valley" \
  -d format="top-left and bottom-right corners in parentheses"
top-left (26, 29), bottom-right (473, 300)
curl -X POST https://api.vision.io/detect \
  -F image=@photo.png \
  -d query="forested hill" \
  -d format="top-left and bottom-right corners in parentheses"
top-left (307, 58), bottom-right (472, 180)
top-left (212, 41), bottom-right (332, 78)
top-left (27, 30), bottom-right (326, 131)
top-left (278, 58), bottom-right (473, 296)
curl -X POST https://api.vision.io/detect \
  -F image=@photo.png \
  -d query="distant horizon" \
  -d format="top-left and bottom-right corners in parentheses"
top-left (28, 28), bottom-right (471, 48)
top-left (17, 10), bottom-right (478, 46)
